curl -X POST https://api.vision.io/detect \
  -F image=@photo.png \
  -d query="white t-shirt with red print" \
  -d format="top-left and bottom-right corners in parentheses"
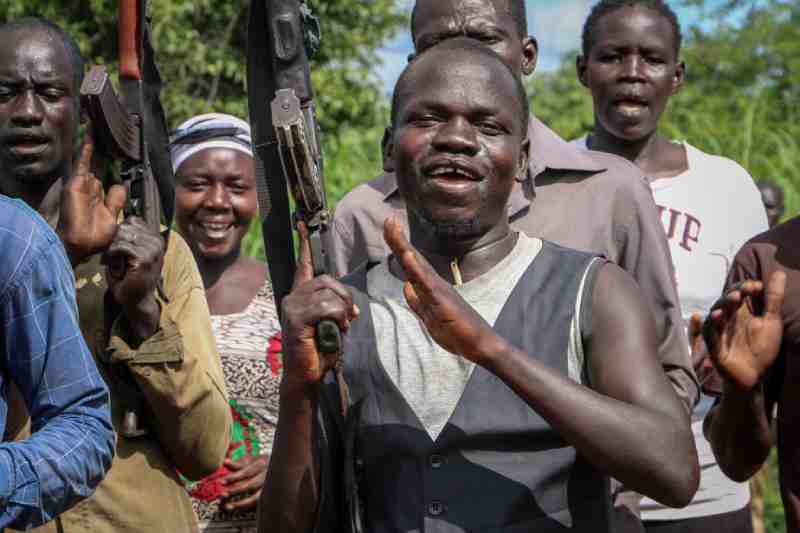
top-left (573, 137), bottom-right (769, 520)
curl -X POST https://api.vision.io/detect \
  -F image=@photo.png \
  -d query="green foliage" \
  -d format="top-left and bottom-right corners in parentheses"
top-left (0, 0), bottom-right (405, 135)
top-left (0, 0), bottom-right (401, 263)
top-left (528, 0), bottom-right (800, 221)
top-left (765, 451), bottom-right (785, 533)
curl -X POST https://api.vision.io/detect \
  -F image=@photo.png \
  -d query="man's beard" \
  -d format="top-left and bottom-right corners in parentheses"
top-left (414, 206), bottom-right (482, 240)
top-left (13, 165), bottom-right (55, 185)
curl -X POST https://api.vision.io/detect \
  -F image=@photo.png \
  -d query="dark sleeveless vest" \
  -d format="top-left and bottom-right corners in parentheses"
top-left (317, 241), bottom-right (610, 533)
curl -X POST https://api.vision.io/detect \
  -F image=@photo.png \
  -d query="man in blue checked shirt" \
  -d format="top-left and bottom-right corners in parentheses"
top-left (0, 194), bottom-right (114, 529)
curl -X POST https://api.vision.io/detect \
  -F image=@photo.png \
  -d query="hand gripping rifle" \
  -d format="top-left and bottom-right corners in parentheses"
top-left (247, 0), bottom-right (349, 414)
top-left (80, 0), bottom-right (176, 437)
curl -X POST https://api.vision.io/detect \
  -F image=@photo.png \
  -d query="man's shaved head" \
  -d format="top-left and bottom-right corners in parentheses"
top-left (0, 18), bottom-right (85, 95)
top-left (411, 0), bottom-right (528, 38)
top-left (391, 37), bottom-right (529, 132)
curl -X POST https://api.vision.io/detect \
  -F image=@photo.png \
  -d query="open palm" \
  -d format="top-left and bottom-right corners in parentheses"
top-left (705, 272), bottom-right (786, 391)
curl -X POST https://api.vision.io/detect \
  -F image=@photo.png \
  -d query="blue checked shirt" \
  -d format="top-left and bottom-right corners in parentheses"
top-left (0, 195), bottom-right (114, 529)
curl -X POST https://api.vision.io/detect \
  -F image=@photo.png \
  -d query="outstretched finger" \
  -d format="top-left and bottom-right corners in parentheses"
top-left (764, 270), bottom-right (787, 317)
top-left (703, 310), bottom-right (724, 361)
top-left (403, 281), bottom-right (423, 317)
top-left (689, 313), bottom-right (705, 367)
top-left (105, 184), bottom-right (127, 221)
top-left (74, 127), bottom-right (95, 184)
top-left (293, 221), bottom-right (314, 287)
top-left (716, 288), bottom-right (744, 324)
top-left (383, 217), bottom-right (435, 297)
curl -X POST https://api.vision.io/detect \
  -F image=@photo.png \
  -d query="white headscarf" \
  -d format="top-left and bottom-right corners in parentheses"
top-left (169, 113), bottom-right (253, 172)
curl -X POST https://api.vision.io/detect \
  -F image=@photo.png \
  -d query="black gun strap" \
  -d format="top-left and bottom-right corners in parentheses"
top-left (141, 21), bottom-right (175, 231)
top-left (247, 0), bottom-right (297, 315)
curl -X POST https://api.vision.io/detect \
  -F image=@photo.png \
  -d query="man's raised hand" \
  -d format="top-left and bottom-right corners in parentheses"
top-left (57, 129), bottom-right (127, 266)
top-left (704, 271), bottom-right (786, 392)
top-left (280, 222), bottom-right (358, 392)
top-left (383, 217), bottom-right (505, 365)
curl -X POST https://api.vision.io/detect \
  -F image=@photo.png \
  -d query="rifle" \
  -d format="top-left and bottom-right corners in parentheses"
top-left (247, 0), bottom-right (347, 412)
top-left (80, 0), bottom-right (175, 437)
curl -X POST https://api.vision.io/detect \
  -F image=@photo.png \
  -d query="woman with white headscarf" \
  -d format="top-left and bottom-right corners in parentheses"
top-left (171, 113), bottom-right (281, 533)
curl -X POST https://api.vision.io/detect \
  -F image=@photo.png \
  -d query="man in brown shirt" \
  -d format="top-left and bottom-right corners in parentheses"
top-left (703, 218), bottom-right (799, 531)
top-left (0, 18), bottom-right (231, 533)
top-left (331, 0), bottom-right (697, 414)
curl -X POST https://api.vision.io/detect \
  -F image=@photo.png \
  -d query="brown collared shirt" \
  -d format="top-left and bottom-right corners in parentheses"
top-left (329, 116), bottom-right (698, 413)
top-left (10, 230), bottom-right (231, 533)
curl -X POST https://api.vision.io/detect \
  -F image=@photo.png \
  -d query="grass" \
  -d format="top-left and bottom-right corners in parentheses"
top-left (764, 451), bottom-right (786, 532)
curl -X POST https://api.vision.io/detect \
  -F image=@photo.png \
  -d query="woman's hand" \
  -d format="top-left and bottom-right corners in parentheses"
top-left (220, 455), bottom-right (270, 511)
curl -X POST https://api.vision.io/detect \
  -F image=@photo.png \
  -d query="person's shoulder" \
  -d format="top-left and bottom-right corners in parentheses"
top-left (575, 150), bottom-right (654, 214)
top-left (734, 217), bottom-right (800, 270)
top-left (584, 149), bottom-right (649, 188)
top-left (684, 143), bottom-right (755, 187)
top-left (332, 172), bottom-right (397, 221)
top-left (0, 196), bottom-right (67, 297)
top-left (0, 194), bottom-right (60, 249)
top-left (539, 238), bottom-right (603, 264)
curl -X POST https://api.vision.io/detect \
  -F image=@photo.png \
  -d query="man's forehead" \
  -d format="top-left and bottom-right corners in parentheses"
top-left (0, 29), bottom-right (71, 80)
top-left (593, 6), bottom-right (675, 48)
top-left (416, 0), bottom-right (513, 27)
top-left (399, 55), bottom-right (518, 116)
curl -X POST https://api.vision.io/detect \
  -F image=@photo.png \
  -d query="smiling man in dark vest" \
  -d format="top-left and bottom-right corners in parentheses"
top-left (257, 38), bottom-right (698, 533)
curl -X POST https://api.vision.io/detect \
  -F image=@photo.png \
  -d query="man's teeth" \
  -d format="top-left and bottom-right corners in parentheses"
top-left (617, 102), bottom-right (646, 117)
top-left (200, 222), bottom-right (232, 233)
top-left (430, 166), bottom-right (473, 178)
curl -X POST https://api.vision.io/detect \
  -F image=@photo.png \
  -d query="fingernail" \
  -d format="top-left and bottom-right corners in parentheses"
top-left (352, 304), bottom-right (360, 317)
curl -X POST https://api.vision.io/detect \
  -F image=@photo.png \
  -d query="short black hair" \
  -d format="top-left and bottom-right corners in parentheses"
top-left (391, 37), bottom-right (529, 132)
top-left (582, 0), bottom-right (682, 57)
top-left (0, 18), bottom-right (86, 94)
top-left (410, 0), bottom-right (528, 39)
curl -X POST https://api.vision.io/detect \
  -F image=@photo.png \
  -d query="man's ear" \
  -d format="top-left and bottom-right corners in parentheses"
top-left (672, 60), bottom-right (686, 95)
top-left (516, 138), bottom-right (530, 182)
top-left (577, 55), bottom-right (589, 88)
top-left (521, 36), bottom-right (538, 76)
top-left (382, 127), bottom-right (396, 173)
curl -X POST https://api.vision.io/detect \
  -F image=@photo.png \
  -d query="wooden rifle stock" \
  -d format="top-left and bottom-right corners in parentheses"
top-left (119, 0), bottom-right (144, 82)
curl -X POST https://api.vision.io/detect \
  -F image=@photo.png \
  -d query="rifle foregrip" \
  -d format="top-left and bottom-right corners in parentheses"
top-left (316, 319), bottom-right (342, 354)
top-left (119, 0), bottom-right (143, 80)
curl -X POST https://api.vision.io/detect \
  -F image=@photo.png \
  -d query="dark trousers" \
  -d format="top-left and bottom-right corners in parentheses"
top-left (643, 505), bottom-right (753, 533)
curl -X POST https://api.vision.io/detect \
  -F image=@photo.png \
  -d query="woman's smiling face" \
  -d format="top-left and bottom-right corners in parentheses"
top-left (175, 147), bottom-right (257, 261)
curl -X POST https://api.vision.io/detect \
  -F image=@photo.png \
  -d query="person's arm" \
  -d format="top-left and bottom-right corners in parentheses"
top-left (258, 224), bottom-right (356, 533)
top-left (384, 219), bottom-right (699, 507)
top-left (0, 235), bottom-right (114, 529)
top-left (56, 130), bottom-right (230, 479)
top-left (614, 174), bottom-right (699, 413)
top-left (106, 231), bottom-right (231, 480)
top-left (702, 268), bottom-right (785, 482)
